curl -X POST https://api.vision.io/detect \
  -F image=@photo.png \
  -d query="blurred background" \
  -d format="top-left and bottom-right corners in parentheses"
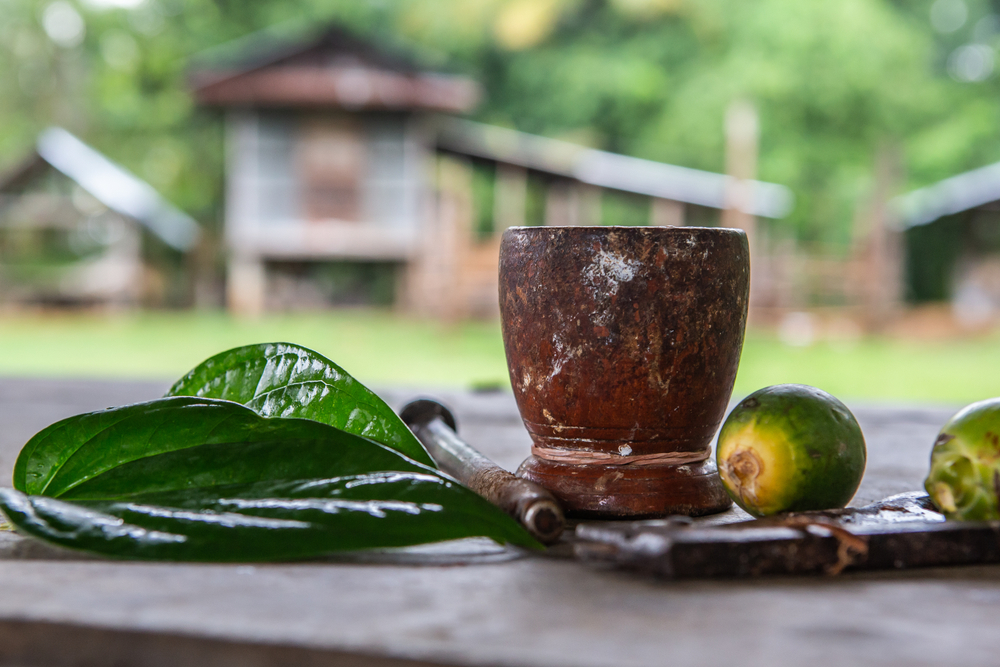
top-left (1, 0), bottom-right (1000, 402)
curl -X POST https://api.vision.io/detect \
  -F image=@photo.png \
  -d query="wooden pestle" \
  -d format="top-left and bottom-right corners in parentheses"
top-left (400, 399), bottom-right (565, 544)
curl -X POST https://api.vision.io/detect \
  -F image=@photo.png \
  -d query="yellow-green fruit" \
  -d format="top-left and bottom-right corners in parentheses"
top-left (925, 398), bottom-right (1000, 521)
top-left (716, 384), bottom-right (867, 517)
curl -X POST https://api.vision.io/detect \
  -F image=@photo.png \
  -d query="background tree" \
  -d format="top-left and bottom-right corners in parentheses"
top-left (2, 0), bottom-right (1000, 249)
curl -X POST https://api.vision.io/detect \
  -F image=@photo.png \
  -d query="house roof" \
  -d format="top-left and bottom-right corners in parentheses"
top-left (437, 119), bottom-right (794, 218)
top-left (190, 24), bottom-right (480, 113)
top-left (0, 128), bottom-right (200, 251)
top-left (893, 161), bottom-right (1000, 228)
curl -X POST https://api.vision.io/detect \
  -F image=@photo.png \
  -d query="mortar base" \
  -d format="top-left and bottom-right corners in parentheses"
top-left (516, 455), bottom-right (732, 519)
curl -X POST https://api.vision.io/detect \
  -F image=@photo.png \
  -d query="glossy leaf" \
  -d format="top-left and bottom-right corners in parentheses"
top-left (165, 343), bottom-right (434, 467)
top-left (5, 399), bottom-right (540, 557)
top-left (0, 472), bottom-right (541, 560)
top-left (12, 396), bottom-right (429, 499)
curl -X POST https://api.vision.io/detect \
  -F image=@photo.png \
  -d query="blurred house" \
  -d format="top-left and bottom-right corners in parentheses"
top-left (0, 128), bottom-right (200, 307)
top-left (895, 163), bottom-right (1000, 326)
top-left (190, 25), bottom-right (792, 319)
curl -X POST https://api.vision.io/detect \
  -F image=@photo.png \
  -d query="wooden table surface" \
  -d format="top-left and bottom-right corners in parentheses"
top-left (0, 378), bottom-right (994, 667)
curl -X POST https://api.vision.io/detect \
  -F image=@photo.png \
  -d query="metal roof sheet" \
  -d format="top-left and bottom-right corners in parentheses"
top-left (893, 161), bottom-right (1000, 228)
top-left (437, 119), bottom-right (794, 219)
top-left (36, 128), bottom-right (200, 251)
top-left (190, 25), bottom-right (480, 113)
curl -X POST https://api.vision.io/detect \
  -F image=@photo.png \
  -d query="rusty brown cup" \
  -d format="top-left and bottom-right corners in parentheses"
top-left (500, 225), bottom-right (748, 518)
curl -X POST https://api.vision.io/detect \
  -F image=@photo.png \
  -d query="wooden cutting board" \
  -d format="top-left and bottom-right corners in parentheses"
top-left (574, 492), bottom-right (1000, 578)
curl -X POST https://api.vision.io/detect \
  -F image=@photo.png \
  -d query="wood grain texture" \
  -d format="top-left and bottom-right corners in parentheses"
top-left (0, 378), bottom-right (988, 667)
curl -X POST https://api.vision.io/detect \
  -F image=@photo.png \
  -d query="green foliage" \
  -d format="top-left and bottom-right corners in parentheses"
top-left (167, 342), bottom-right (435, 467)
top-left (0, 471), bottom-right (537, 560)
top-left (3, 340), bottom-right (543, 560)
top-left (4, 0), bottom-right (1000, 247)
top-left (13, 396), bottom-right (426, 497)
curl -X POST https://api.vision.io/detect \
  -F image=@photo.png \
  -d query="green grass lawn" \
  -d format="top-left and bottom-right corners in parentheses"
top-left (0, 310), bottom-right (508, 389)
top-left (0, 309), bottom-right (995, 405)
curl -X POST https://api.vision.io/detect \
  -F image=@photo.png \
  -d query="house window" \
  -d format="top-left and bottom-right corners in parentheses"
top-left (255, 114), bottom-right (298, 224)
top-left (298, 117), bottom-right (364, 222)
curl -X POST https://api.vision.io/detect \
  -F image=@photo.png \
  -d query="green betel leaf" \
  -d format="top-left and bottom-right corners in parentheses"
top-left (12, 396), bottom-right (428, 498)
top-left (0, 473), bottom-right (541, 561)
top-left (166, 342), bottom-right (434, 467)
top-left (5, 400), bottom-right (541, 557)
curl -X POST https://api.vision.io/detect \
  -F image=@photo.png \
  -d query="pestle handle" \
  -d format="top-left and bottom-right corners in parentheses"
top-left (400, 399), bottom-right (565, 544)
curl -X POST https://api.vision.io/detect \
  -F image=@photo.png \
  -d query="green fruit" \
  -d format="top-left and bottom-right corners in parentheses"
top-left (716, 384), bottom-right (867, 517)
top-left (925, 398), bottom-right (1000, 521)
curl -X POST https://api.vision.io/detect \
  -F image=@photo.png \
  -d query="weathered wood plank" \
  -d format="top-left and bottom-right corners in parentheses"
top-left (0, 378), bottom-right (990, 667)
